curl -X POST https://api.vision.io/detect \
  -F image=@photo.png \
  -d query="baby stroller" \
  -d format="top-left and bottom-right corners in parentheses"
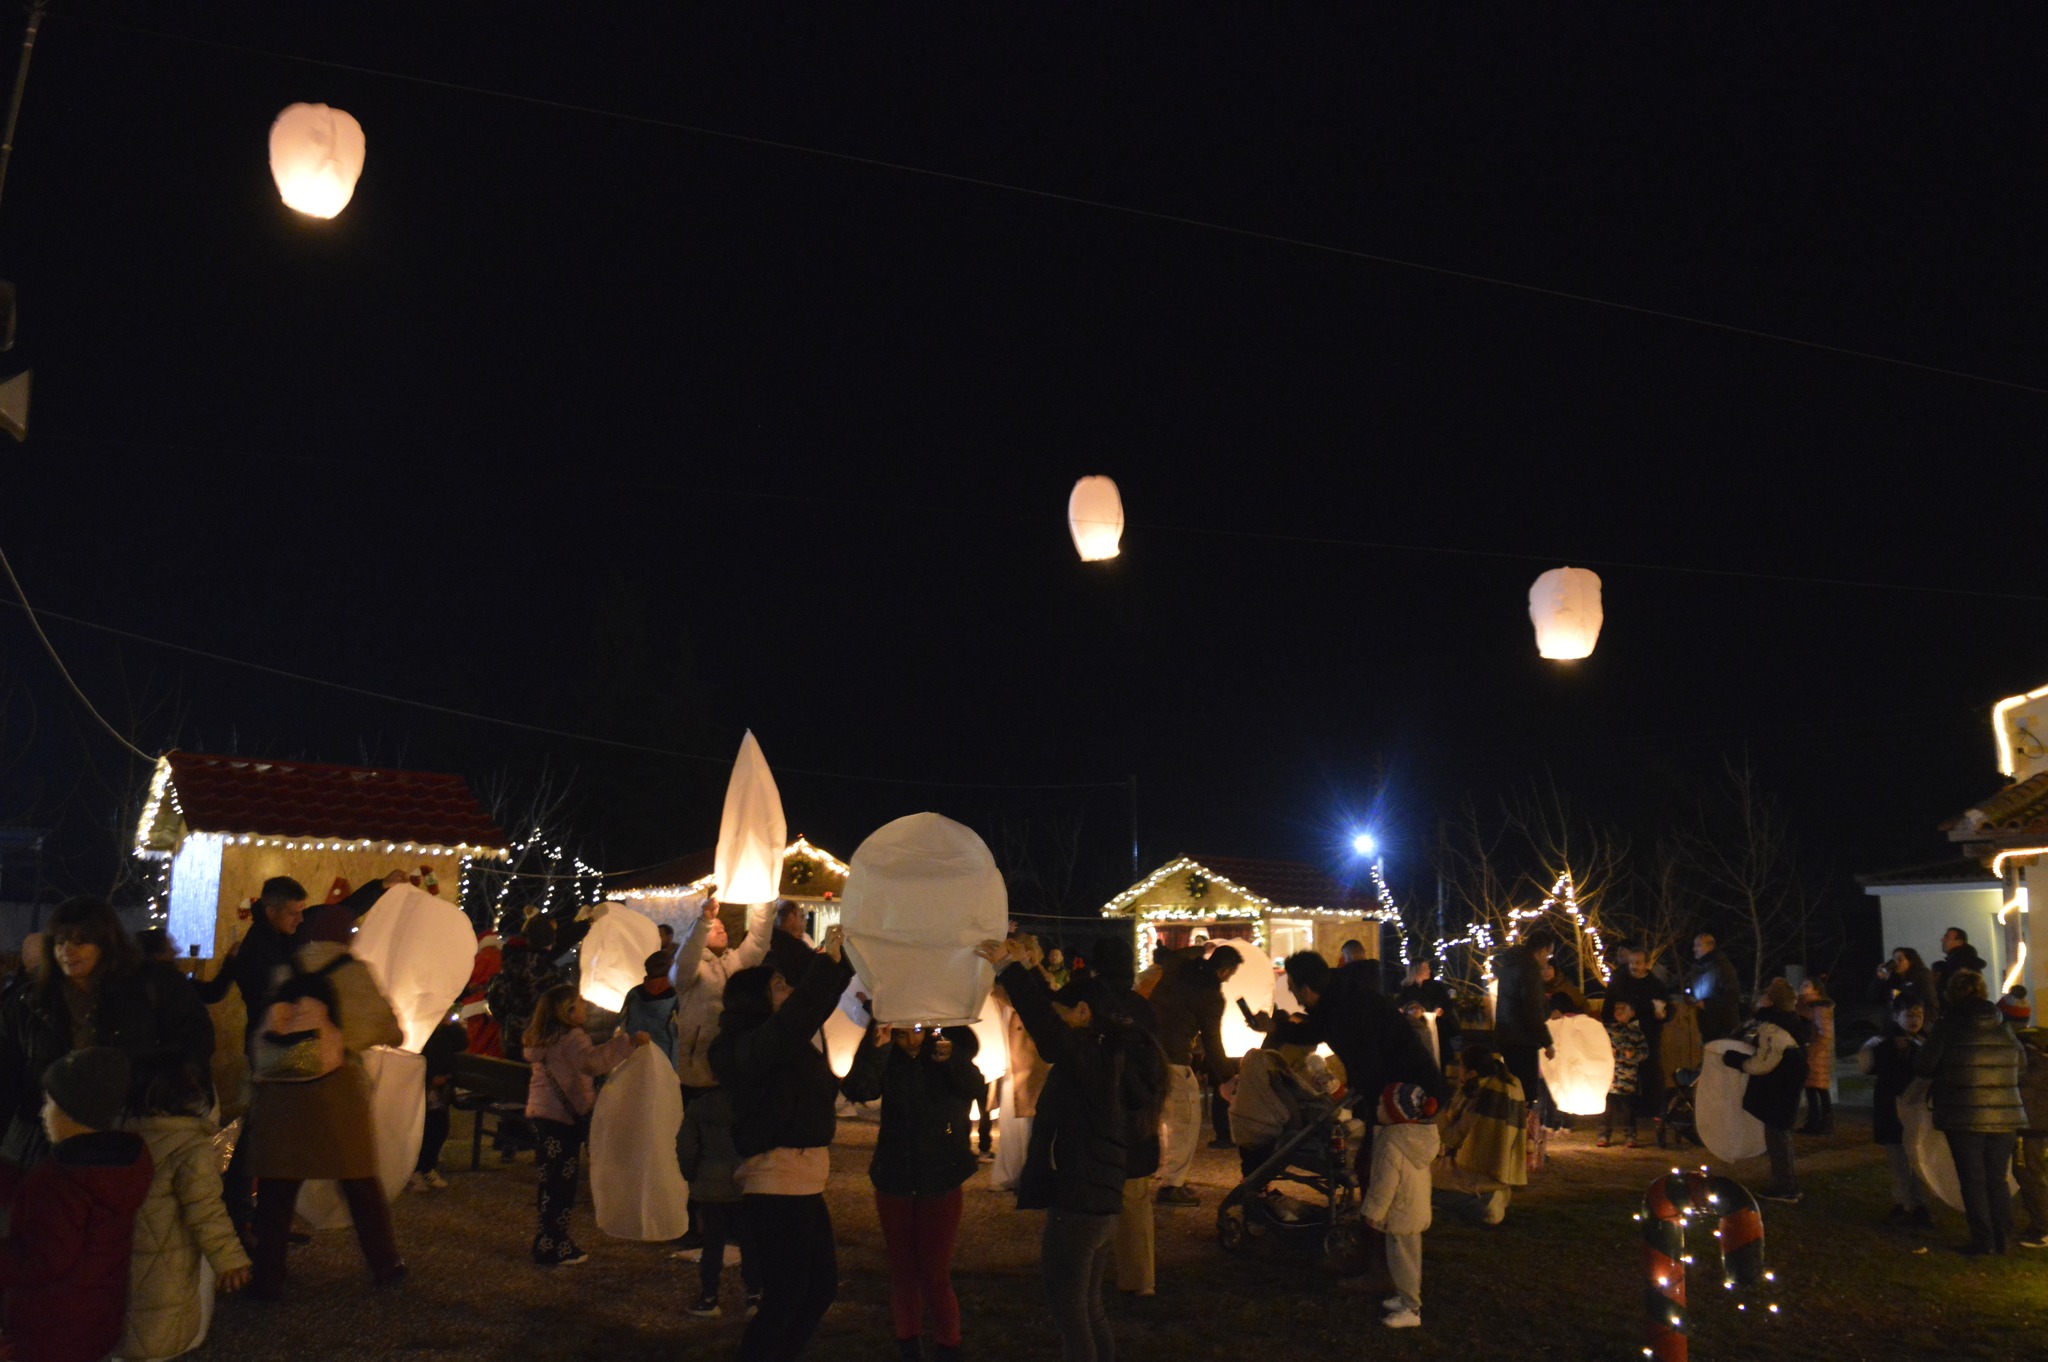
top-left (1656, 1068), bottom-right (1702, 1149)
top-left (1215, 1084), bottom-right (1368, 1269)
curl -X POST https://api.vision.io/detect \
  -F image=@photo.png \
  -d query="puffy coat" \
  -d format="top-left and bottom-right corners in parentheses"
top-left (1490, 944), bottom-right (1553, 1050)
top-left (118, 1115), bottom-right (251, 1362)
top-left (1732, 1010), bottom-right (1808, 1131)
top-left (1798, 1000), bottom-right (1835, 1089)
top-left (999, 964), bottom-right (1132, 1216)
top-left (840, 1025), bottom-right (984, 1198)
top-left (0, 1129), bottom-right (153, 1362)
top-left (1447, 1072), bottom-right (1528, 1189)
top-left (1915, 999), bottom-right (2025, 1134)
top-left (710, 949), bottom-right (854, 1158)
top-left (0, 965), bottom-right (214, 1168)
top-left (1361, 1119), bottom-right (1440, 1236)
top-left (676, 1088), bottom-right (745, 1204)
top-left (672, 905), bottom-right (774, 1089)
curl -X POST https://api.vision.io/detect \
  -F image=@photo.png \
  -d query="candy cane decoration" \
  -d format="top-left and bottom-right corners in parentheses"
top-left (1635, 1167), bottom-right (1775, 1362)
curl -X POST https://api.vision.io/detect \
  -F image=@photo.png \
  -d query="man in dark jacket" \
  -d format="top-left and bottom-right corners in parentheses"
top-left (1267, 951), bottom-right (1450, 1110)
top-left (194, 876), bottom-right (308, 1047)
top-left (1092, 936), bottom-right (1168, 1297)
top-left (1149, 944), bottom-right (1240, 1207)
top-left (1930, 928), bottom-right (1989, 1007)
top-left (1685, 933), bottom-right (1744, 1044)
top-left (1491, 930), bottom-right (1558, 1121)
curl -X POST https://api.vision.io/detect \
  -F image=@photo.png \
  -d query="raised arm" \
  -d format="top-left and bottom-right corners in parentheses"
top-left (728, 903), bottom-right (776, 971)
top-left (674, 907), bottom-right (712, 985)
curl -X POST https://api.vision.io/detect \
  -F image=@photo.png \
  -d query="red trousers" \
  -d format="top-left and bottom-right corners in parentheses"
top-left (875, 1187), bottom-right (964, 1346)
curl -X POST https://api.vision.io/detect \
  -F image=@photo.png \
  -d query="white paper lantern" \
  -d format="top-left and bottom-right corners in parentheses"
top-left (968, 988), bottom-right (1010, 1086)
top-left (1537, 1012), bottom-right (1616, 1116)
top-left (1528, 566), bottom-right (1603, 660)
top-left (350, 886), bottom-right (478, 1053)
top-left (1067, 476), bottom-right (1124, 562)
top-left (1694, 1038), bottom-right (1766, 1162)
top-left (589, 1045), bottom-right (690, 1240)
top-left (715, 731), bottom-right (788, 905)
top-left (839, 812), bottom-right (1008, 1027)
top-left (1216, 940), bottom-right (1276, 1061)
top-left (1897, 1077), bottom-right (2017, 1210)
top-left (579, 903), bottom-right (663, 1013)
top-left (296, 1045), bottom-right (424, 1228)
top-left (268, 103), bottom-right (366, 219)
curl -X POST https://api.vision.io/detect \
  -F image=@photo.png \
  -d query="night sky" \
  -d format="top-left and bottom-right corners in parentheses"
top-left (1, 6), bottom-right (2040, 927)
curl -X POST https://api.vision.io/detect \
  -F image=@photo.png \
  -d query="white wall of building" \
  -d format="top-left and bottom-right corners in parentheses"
top-left (1868, 884), bottom-right (2006, 988)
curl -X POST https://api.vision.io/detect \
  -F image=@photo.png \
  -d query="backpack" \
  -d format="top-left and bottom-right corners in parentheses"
top-left (253, 959), bottom-right (349, 1083)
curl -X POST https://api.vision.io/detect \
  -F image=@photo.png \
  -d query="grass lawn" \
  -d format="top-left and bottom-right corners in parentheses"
top-left (194, 1106), bottom-right (2044, 1362)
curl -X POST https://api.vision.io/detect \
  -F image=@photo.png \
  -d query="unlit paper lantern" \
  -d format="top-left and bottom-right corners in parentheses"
top-left (1067, 476), bottom-right (1124, 562)
top-left (715, 731), bottom-right (788, 904)
top-left (1694, 1038), bottom-right (1766, 1162)
top-left (1537, 1012), bottom-right (1615, 1116)
top-left (269, 103), bottom-right (366, 219)
top-left (1528, 566), bottom-right (1603, 660)
top-left (1216, 940), bottom-right (1276, 1060)
top-left (580, 903), bottom-right (663, 1013)
top-left (839, 812), bottom-right (1008, 1026)
top-left (351, 886), bottom-right (477, 1052)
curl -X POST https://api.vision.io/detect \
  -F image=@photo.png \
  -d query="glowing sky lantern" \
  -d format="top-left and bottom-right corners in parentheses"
top-left (1067, 476), bottom-right (1125, 562)
top-left (1538, 1012), bottom-right (1616, 1116)
top-left (579, 903), bottom-right (662, 1013)
top-left (839, 812), bottom-right (1008, 1026)
top-left (715, 731), bottom-right (787, 904)
top-left (268, 103), bottom-right (366, 219)
top-left (1216, 939), bottom-right (1276, 1060)
top-left (1529, 565), bottom-right (1603, 660)
top-left (350, 885), bottom-right (477, 1052)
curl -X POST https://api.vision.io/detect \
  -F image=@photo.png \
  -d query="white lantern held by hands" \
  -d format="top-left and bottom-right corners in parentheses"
top-left (839, 812), bottom-right (1008, 1027)
top-left (1215, 939), bottom-right (1276, 1061)
top-left (715, 731), bottom-right (787, 904)
top-left (580, 903), bottom-right (662, 1013)
top-left (269, 103), bottom-right (366, 219)
top-left (1068, 476), bottom-right (1124, 562)
top-left (1528, 566), bottom-right (1603, 660)
top-left (1538, 1012), bottom-right (1617, 1117)
top-left (350, 885), bottom-right (477, 1053)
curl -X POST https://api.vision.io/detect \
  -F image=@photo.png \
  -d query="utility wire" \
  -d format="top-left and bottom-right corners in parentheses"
top-left (0, 541), bottom-right (154, 760)
top-left (39, 431), bottom-right (2048, 605)
top-left (68, 14), bottom-right (2048, 400)
top-left (0, 591), bottom-right (1124, 790)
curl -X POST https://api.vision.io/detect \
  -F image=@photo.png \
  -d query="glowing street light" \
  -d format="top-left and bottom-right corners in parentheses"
top-left (1352, 832), bottom-right (1378, 858)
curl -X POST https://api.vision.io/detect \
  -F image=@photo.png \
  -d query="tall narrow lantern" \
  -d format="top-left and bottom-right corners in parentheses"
top-left (715, 731), bottom-right (787, 904)
top-left (1067, 476), bottom-right (1124, 562)
top-left (269, 103), bottom-right (366, 219)
top-left (1528, 566), bottom-right (1603, 660)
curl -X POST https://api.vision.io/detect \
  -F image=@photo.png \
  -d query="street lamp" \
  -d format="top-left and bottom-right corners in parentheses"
top-left (1352, 831), bottom-right (1378, 859)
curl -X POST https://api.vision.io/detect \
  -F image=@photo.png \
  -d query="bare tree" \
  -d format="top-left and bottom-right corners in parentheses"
top-left (1675, 754), bottom-right (1813, 997)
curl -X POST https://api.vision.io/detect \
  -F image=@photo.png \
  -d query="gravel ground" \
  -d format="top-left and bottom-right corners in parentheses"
top-left (192, 1105), bottom-right (2027, 1362)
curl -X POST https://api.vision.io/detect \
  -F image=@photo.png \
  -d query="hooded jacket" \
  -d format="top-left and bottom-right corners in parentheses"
top-left (672, 905), bottom-right (774, 1089)
top-left (841, 1025), bottom-right (984, 1198)
top-left (1361, 1119), bottom-right (1440, 1236)
top-left (0, 1129), bottom-right (153, 1362)
top-left (1732, 1008), bottom-right (1809, 1130)
top-left (709, 947), bottom-right (855, 1158)
top-left (998, 964), bottom-right (1136, 1216)
top-left (1915, 999), bottom-right (2025, 1134)
top-left (119, 1115), bottom-right (251, 1362)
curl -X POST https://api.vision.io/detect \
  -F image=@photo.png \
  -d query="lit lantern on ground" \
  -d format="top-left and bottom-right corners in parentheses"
top-left (1067, 476), bottom-right (1124, 562)
top-left (1528, 566), bottom-right (1603, 660)
top-left (715, 731), bottom-right (787, 904)
top-left (580, 903), bottom-right (662, 1013)
top-left (269, 103), bottom-right (366, 219)
top-left (1216, 939), bottom-right (1275, 1060)
top-left (1538, 1012), bottom-right (1616, 1117)
top-left (839, 812), bottom-right (1008, 1026)
top-left (350, 886), bottom-right (477, 1052)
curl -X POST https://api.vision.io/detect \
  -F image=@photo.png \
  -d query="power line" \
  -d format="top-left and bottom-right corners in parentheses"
top-left (0, 541), bottom-right (154, 760)
top-left (68, 14), bottom-right (2048, 400)
top-left (0, 592), bottom-right (1125, 790)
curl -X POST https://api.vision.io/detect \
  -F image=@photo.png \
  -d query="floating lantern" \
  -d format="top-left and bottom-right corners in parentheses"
top-left (579, 903), bottom-right (662, 1013)
top-left (715, 731), bottom-right (787, 904)
top-left (350, 886), bottom-right (477, 1052)
top-left (268, 103), bottom-right (366, 219)
top-left (839, 812), bottom-right (1008, 1026)
top-left (1216, 939), bottom-right (1275, 1060)
top-left (1539, 1012), bottom-right (1617, 1116)
top-left (1529, 566), bottom-right (1603, 660)
top-left (1067, 476), bottom-right (1124, 562)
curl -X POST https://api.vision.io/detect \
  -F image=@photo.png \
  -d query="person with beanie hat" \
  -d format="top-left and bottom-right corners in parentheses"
top-left (0, 1046), bottom-right (153, 1362)
top-left (1360, 1081), bottom-right (1440, 1331)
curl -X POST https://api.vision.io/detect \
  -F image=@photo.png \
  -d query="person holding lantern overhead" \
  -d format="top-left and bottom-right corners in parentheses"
top-left (673, 899), bottom-right (776, 1101)
top-left (710, 924), bottom-right (855, 1362)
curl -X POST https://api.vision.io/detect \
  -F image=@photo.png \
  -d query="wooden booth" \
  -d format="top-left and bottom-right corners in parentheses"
top-left (1101, 854), bottom-right (1392, 968)
top-left (614, 835), bottom-right (852, 940)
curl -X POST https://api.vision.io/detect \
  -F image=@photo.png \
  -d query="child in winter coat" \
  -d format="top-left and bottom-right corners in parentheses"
top-left (1857, 998), bottom-right (1932, 1228)
top-left (119, 1051), bottom-right (252, 1361)
top-left (1362, 1081), bottom-right (1441, 1330)
top-left (618, 951), bottom-right (681, 1070)
top-left (0, 1047), bottom-right (153, 1362)
top-left (1796, 977), bottom-right (1836, 1134)
top-left (1724, 979), bottom-right (1809, 1204)
top-left (524, 983), bottom-right (648, 1265)
top-left (1599, 1000), bottom-right (1649, 1147)
top-left (675, 1086), bottom-right (761, 1317)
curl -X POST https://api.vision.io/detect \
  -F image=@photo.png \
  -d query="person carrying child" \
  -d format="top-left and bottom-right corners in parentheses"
top-left (1599, 1000), bottom-right (1649, 1147)
top-left (1361, 1081), bottom-right (1440, 1330)
top-left (524, 983), bottom-right (650, 1265)
top-left (0, 1047), bottom-right (152, 1362)
top-left (676, 1083), bottom-right (762, 1318)
top-left (119, 1049), bottom-right (252, 1361)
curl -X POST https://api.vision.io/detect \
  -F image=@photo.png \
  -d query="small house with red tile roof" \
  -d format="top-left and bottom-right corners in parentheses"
top-left (1100, 854), bottom-right (1392, 968)
top-left (133, 750), bottom-right (510, 960)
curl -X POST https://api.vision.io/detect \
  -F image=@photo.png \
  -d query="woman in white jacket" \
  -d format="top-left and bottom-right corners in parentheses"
top-left (672, 900), bottom-right (775, 1096)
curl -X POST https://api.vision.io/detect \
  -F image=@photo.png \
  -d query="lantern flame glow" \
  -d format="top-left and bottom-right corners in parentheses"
top-left (1528, 566), bottom-right (1603, 660)
top-left (1067, 476), bottom-right (1125, 562)
top-left (269, 104), bottom-right (366, 219)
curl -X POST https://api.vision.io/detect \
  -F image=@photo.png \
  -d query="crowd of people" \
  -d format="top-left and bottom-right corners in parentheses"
top-left (0, 883), bottom-right (2044, 1362)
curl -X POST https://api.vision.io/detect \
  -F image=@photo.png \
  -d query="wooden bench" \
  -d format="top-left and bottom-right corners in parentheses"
top-left (450, 1053), bottom-right (533, 1171)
